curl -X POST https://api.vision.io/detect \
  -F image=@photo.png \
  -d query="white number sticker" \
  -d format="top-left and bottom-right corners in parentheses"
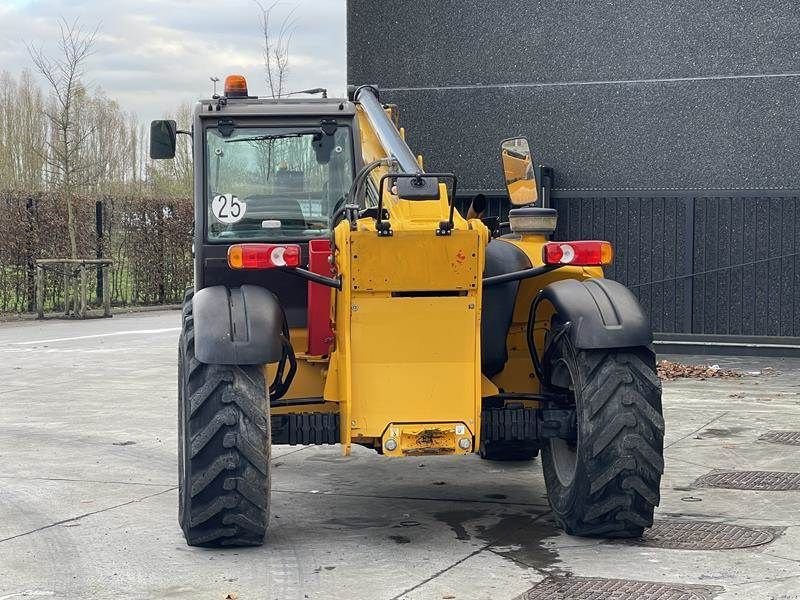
top-left (211, 193), bottom-right (246, 224)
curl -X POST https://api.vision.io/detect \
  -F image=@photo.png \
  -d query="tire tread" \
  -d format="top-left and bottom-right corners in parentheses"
top-left (543, 348), bottom-right (664, 538)
top-left (178, 293), bottom-right (270, 547)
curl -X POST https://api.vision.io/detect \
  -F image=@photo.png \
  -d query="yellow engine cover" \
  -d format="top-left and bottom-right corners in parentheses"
top-left (333, 226), bottom-right (485, 451)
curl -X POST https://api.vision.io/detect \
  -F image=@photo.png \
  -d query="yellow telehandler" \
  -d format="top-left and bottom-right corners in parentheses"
top-left (150, 75), bottom-right (663, 547)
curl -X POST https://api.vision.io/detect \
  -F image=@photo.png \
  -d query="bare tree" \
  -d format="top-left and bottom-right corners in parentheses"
top-left (254, 1), bottom-right (297, 98)
top-left (0, 70), bottom-right (47, 190)
top-left (27, 17), bottom-right (99, 259)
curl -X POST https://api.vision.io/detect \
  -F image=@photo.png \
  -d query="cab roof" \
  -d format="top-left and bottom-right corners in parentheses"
top-left (195, 97), bottom-right (356, 119)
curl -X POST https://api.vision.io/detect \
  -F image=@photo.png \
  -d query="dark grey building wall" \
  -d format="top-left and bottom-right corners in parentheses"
top-left (347, 1), bottom-right (800, 338)
top-left (348, 0), bottom-right (800, 192)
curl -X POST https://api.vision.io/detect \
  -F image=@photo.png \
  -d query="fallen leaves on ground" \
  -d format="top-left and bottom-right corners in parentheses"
top-left (657, 360), bottom-right (743, 381)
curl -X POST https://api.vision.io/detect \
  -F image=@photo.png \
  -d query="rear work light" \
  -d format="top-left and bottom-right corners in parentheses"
top-left (543, 241), bottom-right (613, 266)
top-left (228, 244), bottom-right (301, 269)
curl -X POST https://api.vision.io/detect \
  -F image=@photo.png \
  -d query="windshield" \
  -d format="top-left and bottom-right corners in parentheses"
top-left (205, 125), bottom-right (354, 241)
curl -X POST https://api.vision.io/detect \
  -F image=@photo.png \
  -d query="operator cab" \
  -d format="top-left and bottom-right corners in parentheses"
top-left (150, 75), bottom-right (358, 328)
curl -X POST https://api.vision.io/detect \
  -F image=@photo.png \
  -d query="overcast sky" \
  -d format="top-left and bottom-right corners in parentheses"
top-left (0, 0), bottom-right (347, 122)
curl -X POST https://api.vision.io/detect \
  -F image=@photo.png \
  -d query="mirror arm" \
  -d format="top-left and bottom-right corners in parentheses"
top-left (483, 264), bottom-right (561, 287)
top-left (177, 129), bottom-right (193, 138)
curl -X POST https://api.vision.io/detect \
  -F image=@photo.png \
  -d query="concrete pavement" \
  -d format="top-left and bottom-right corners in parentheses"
top-left (1, 311), bottom-right (800, 599)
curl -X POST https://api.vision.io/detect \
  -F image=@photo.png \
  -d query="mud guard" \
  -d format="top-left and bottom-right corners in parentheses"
top-left (193, 285), bottom-right (285, 365)
top-left (536, 278), bottom-right (652, 349)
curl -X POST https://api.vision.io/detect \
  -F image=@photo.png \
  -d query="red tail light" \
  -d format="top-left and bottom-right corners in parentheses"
top-left (543, 241), bottom-right (613, 266)
top-left (228, 244), bottom-right (301, 269)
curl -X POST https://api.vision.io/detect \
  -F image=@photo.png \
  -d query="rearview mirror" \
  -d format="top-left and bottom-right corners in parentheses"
top-left (150, 120), bottom-right (177, 159)
top-left (501, 137), bottom-right (538, 206)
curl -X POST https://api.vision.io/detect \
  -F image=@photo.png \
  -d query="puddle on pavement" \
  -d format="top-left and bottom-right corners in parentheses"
top-left (433, 509), bottom-right (567, 576)
top-left (434, 509), bottom-right (482, 541)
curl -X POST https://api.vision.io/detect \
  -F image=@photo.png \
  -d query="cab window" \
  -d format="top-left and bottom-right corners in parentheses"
top-left (205, 125), bottom-right (354, 241)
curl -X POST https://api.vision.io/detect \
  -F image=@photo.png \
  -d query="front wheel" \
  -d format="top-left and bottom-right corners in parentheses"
top-left (178, 297), bottom-right (271, 547)
top-left (541, 336), bottom-right (664, 538)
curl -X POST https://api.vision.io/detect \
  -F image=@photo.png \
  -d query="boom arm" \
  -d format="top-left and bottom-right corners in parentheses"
top-left (352, 85), bottom-right (421, 174)
top-left (348, 84), bottom-right (477, 239)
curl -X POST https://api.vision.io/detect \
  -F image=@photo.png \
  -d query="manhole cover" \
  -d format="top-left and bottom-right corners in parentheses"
top-left (759, 431), bottom-right (800, 446)
top-left (694, 470), bottom-right (800, 491)
top-left (517, 577), bottom-right (722, 600)
top-left (640, 520), bottom-right (775, 550)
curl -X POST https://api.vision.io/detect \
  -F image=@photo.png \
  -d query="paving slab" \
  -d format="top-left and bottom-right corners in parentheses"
top-left (2, 311), bottom-right (800, 599)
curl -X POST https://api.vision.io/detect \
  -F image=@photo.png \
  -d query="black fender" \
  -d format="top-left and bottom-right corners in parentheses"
top-left (481, 239), bottom-right (533, 377)
top-left (193, 285), bottom-right (285, 365)
top-left (535, 278), bottom-right (652, 349)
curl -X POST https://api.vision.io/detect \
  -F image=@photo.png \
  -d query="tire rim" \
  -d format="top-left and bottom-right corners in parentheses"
top-left (550, 438), bottom-right (578, 486)
top-left (550, 378), bottom-right (578, 487)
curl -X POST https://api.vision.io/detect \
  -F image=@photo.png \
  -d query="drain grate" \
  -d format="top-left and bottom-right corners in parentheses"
top-left (640, 520), bottom-right (775, 550)
top-left (759, 431), bottom-right (800, 446)
top-left (517, 577), bottom-right (722, 600)
top-left (694, 470), bottom-right (800, 491)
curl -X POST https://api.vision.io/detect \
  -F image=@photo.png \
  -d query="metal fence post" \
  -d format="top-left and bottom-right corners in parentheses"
top-left (36, 264), bottom-right (44, 319)
top-left (63, 267), bottom-right (70, 316)
top-left (79, 265), bottom-right (87, 318)
top-left (102, 264), bottom-right (111, 317)
top-left (96, 200), bottom-right (104, 301)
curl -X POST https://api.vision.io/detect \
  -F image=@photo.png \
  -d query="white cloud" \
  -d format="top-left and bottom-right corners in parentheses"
top-left (0, 0), bottom-right (346, 122)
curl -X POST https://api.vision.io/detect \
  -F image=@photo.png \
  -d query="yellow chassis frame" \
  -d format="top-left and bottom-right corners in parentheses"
top-left (266, 103), bottom-right (603, 457)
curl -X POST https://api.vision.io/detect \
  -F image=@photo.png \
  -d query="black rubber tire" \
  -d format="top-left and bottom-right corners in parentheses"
top-left (541, 340), bottom-right (664, 538)
top-left (178, 292), bottom-right (271, 547)
top-left (479, 440), bottom-right (539, 461)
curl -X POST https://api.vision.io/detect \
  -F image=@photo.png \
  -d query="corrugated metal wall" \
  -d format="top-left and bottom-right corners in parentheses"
top-left (461, 191), bottom-right (800, 337)
top-left (549, 192), bottom-right (800, 337)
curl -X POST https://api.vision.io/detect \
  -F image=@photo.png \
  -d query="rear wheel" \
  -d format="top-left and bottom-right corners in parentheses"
top-left (541, 331), bottom-right (664, 538)
top-left (178, 295), bottom-right (271, 547)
